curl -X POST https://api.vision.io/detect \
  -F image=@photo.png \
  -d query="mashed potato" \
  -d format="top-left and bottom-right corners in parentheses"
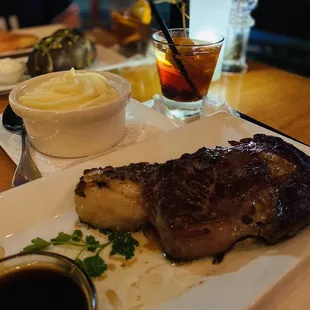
top-left (19, 68), bottom-right (119, 110)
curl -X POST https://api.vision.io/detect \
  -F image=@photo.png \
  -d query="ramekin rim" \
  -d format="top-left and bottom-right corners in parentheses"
top-left (9, 70), bottom-right (131, 115)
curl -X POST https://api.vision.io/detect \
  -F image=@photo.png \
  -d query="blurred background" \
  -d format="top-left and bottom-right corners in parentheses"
top-left (0, 0), bottom-right (309, 77)
top-left (75, 0), bottom-right (309, 78)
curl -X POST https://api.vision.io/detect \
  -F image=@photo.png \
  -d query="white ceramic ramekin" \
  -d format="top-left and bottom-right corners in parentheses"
top-left (9, 71), bottom-right (131, 158)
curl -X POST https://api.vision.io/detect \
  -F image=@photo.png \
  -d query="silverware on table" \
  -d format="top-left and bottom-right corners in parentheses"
top-left (2, 104), bottom-right (42, 187)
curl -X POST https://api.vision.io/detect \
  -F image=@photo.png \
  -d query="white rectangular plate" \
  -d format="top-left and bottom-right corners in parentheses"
top-left (0, 100), bottom-right (179, 175)
top-left (248, 252), bottom-right (310, 310)
top-left (1, 111), bottom-right (310, 310)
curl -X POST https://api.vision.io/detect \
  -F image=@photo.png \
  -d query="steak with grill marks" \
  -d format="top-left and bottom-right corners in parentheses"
top-left (75, 134), bottom-right (310, 260)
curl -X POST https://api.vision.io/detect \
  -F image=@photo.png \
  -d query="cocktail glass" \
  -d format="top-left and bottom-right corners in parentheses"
top-left (152, 28), bottom-right (224, 119)
top-left (112, 0), bottom-right (152, 56)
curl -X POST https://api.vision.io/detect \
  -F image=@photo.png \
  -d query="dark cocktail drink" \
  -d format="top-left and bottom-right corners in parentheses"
top-left (153, 29), bottom-right (224, 118)
top-left (112, 0), bottom-right (151, 56)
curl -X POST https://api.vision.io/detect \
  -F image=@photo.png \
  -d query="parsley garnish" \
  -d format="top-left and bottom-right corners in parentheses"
top-left (83, 253), bottom-right (107, 277)
top-left (22, 229), bottom-right (139, 278)
top-left (109, 232), bottom-right (139, 260)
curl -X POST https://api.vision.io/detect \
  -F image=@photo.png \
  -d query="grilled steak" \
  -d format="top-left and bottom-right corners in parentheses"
top-left (75, 134), bottom-right (310, 260)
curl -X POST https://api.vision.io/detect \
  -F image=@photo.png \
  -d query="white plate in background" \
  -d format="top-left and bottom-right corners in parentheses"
top-left (1, 111), bottom-right (309, 310)
top-left (0, 44), bottom-right (127, 94)
top-left (0, 24), bottom-right (64, 58)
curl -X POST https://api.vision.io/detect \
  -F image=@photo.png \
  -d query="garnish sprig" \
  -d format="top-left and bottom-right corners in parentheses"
top-left (23, 229), bottom-right (139, 278)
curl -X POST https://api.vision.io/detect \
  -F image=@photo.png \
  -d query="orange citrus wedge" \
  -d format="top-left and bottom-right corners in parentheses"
top-left (131, 0), bottom-right (152, 24)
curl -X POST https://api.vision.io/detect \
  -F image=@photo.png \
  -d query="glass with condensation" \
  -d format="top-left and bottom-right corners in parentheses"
top-left (152, 28), bottom-right (224, 120)
top-left (111, 0), bottom-right (152, 56)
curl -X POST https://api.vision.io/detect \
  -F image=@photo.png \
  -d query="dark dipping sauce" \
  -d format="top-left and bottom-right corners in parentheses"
top-left (0, 265), bottom-right (89, 310)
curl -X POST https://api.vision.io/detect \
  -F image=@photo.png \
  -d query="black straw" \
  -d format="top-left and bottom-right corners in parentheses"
top-left (149, 0), bottom-right (202, 100)
top-left (232, 109), bottom-right (309, 147)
